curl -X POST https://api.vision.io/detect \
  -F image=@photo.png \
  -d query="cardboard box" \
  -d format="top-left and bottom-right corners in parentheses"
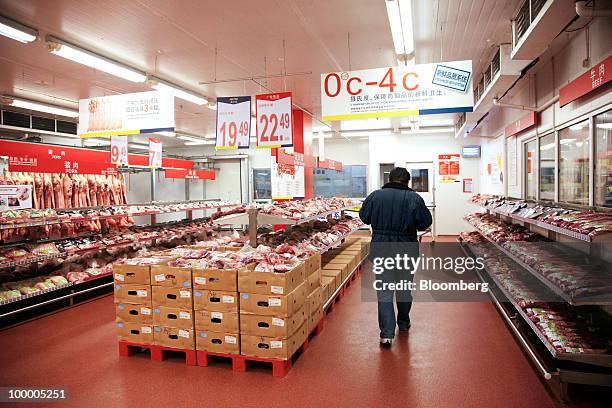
top-left (239, 280), bottom-right (307, 317)
top-left (238, 262), bottom-right (305, 295)
top-left (114, 283), bottom-right (151, 304)
top-left (240, 322), bottom-right (308, 360)
top-left (153, 306), bottom-right (194, 329)
top-left (330, 255), bottom-right (357, 271)
top-left (116, 321), bottom-right (154, 344)
top-left (307, 269), bottom-right (321, 293)
top-left (195, 331), bottom-right (240, 354)
top-left (240, 305), bottom-right (306, 338)
top-left (323, 261), bottom-right (349, 281)
top-left (193, 290), bottom-right (238, 312)
top-left (306, 287), bottom-right (322, 316)
top-left (308, 305), bottom-right (323, 333)
top-left (192, 265), bottom-right (243, 292)
top-left (153, 326), bottom-right (195, 349)
top-left (194, 310), bottom-right (239, 332)
top-left (113, 263), bottom-right (151, 285)
top-left (321, 276), bottom-right (335, 302)
top-left (321, 268), bottom-right (342, 289)
top-left (150, 265), bottom-right (192, 288)
top-left (115, 302), bottom-right (153, 324)
top-left (151, 286), bottom-right (193, 309)
top-left (305, 253), bottom-right (321, 275)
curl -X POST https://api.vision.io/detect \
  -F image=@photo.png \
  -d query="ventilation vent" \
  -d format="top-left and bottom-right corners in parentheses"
top-left (57, 120), bottom-right (77, 135)
top-left (32, 115), bottom-right (55, 132)
top-left (3, 110), bottom-right (30, 128)
top-left (1, 107), bottom-right (78, 136)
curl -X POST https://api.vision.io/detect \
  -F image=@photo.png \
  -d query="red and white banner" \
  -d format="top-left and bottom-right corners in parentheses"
top-left (256, 92), bottom-right (293, 148)
top-left (165, 169), bottom-right (215, 180)
top-left (504, 111), bottom-right (537, 137)
top-left (560, 55), bottom-right (612, 107)
top-left (110, 136), bottom-right (129, 165)
top-left (148, 138), bottom-right (162, 168)
top-left (0, 140), bottom-right (193, 174)
top-left (318, 158), bottom-right (343, 171)
top-left (438, 154), bottom-right (460, 176)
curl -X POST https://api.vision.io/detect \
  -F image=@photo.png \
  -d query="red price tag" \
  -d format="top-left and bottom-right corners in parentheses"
top-left (110, 136), bottom-right (128, 165)
top-left (256, 92), bottom-right (292, 148)
top-left (148, 138), bottom-right (162, 168)
top-left (216, 96), bottom-right (251, 150)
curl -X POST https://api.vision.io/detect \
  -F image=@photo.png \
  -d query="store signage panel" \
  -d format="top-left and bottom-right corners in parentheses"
top-left (504, 111), bottom-right (537, 137)
top-left (165, 169), bottom-right (215, 180)
top-left (148, 138), bottom-right (162, 168)
top-left (438, 154), bottom-right (460, 176)
top-left (0, 140), bottom-right (193, 174)
top-left (0, 185), bottom-right (33, 210)
top-left (256, 92), bottom-right (293, 148)
top-left (270, 157), bottom-right (304, 199)
top-left (78, 91), bottom-right (175, 138)
top-left (216, 96), bottom-right (251, 150)
top-left (320, 60), bottom-right (473, 121)
top-left (110, 136), bottom-right (129, 165)
top-left (559, 55), bottom-right (612, 107)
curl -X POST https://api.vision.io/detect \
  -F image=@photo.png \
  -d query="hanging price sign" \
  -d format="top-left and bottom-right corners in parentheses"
top-left (216, 96), bottom-right (251, 150)
top-left (148, 138), bottom-right (162, 168)
top-left (256, 92), bottom-right (292, 148)
top-left (110, 136), bottom-right (128, 165)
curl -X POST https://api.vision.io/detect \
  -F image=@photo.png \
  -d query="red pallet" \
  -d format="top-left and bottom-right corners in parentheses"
top-left (118, 341), bottom-right (197, 366)
top-left (196, 350), bottom-right (242, 370)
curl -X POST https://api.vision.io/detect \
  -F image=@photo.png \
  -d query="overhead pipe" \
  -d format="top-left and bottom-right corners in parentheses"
top-left (492, 95), bottom-right (559, 113)
top-left (575, 1), bottom-right (612, 18)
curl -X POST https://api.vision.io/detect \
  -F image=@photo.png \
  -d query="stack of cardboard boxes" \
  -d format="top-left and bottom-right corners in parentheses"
top-left (193, 264), bottom-right (246, 355)
top-left (321, 237), bottom-right (370, 304)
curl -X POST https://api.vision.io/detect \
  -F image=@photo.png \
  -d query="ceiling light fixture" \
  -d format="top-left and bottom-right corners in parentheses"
top-left (177, 135), bottom-right (208, 143)
top-left (0, 15), bottom-right (38, 43)
top-left (47, 36), bottom-right (146, 83)
top-left (400, 127), bottom-right (455, 135)
top-left (385, 0), bottom-right (414, 63)
top-left (341, 130), bottom-right (390, 138)
top-left (4, 96), bottom-right (79, 118)
top-left (207, 102), bottom-right (217, 110)
top-left (184, 140), bottom-right (215, 146)
top-left (148, 76), bottom-right (208, 105)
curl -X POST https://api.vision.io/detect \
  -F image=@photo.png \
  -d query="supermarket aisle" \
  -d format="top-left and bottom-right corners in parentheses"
top-left (0, 278), bottom-right (558, 407)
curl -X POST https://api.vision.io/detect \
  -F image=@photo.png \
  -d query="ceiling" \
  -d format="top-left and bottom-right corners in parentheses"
top-left (0, 0), bottom-right (522, 145)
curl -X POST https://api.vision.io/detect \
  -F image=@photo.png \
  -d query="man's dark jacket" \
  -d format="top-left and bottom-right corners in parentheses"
top-left (359, 182), bottom-right (433, 242)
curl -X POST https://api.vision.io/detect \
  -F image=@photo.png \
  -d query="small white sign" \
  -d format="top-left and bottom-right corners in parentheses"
top-left (256, 92), bottom-right (293, 148)
top-left (110, 136), bottom-right (128, 165)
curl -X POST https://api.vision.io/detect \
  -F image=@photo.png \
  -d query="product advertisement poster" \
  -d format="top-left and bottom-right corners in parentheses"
top-left (270, 157), bottom-right (304, 199)
top-left (216, 96), bottom-right (251, 150)
top-left (78, 91), bottom-right (175, 138)
top-left (0, 185), bottom-right (33, 210)
top-left (438, 154), bottom-right (460, 183)
top-left (256, 92), bottom-right (293, 148)
top-left (321, 60), bottom-right (473, 121)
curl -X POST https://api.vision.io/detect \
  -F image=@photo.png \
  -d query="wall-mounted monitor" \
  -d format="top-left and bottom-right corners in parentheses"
top-left (462, 145), bottom-right (481, 158)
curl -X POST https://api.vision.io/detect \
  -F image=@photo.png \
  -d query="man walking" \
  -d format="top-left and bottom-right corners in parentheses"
top-left (359, 167), bottom-right (432, 347)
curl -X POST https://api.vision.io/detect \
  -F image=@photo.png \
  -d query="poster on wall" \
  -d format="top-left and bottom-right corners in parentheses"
top-left (320, 60), bottom-right (473, 121)
top-left (270, 157), bottom-right (304, 199)
top-left (78, 91), bottom-right (175, 138)
top-left (0, 185), bottom-right (33, 210)
top-left (216, 96), bottom-right (251, 150)
top-left (256, 92), bottom-right (293, 148)
top-left (487, 153), bottom-right (504, 185)
top-left (507, 136), bottom-right (518, 186)
top-left (438, 154), bottom-right (460, 183)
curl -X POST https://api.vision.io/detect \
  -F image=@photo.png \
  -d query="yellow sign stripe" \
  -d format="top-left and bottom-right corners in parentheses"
top-left (256, 144), bottom-right (281, 149)
top-left (80, 129), bottom-right (141, 138)
top-left (215, 145), bottom-right (238, 150)
top-left (272, 196), bottom-right (293, 200)
top-left (321, 110), bottom-right (420, 121)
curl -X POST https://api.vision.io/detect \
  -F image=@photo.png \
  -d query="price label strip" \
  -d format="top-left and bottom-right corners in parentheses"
top-left (256, 92), bottom-right (293, 148)
top-left (216, 96), bottom-right (251, 150)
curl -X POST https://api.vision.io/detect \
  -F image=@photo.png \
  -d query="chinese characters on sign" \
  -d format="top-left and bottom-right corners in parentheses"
top-left (559, 55), bottom-right (612, 107)
top-left (164, 169), bottom-right (215, 180)
top-left (110, 136), bottom-right (129, 165)
top-left (256, 92), bottom-right (293, 148)
top-left (438, 154), bottom-right (460, 183)
top-left (148, 138), bottom-right (162, 168)
top-left (321, 60), bottom-right (473, 121)
top-left (216, 96), bottom-right (251, 150)
top-left (504, 112), bottom-right (537, 137)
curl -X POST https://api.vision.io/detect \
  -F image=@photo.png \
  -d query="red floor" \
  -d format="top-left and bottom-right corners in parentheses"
top-left (0, 281), bottom-right (561, 408)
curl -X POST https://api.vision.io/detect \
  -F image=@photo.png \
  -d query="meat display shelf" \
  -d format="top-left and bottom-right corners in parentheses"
top-left (0, 201), bottom-right (240, 230)
top-left (465, 218), bottom-right (612, 306)
top-left (460, 240), bottom-right (612, 369)
top-left (213, 204), bottom-right (359, 227)
top-left (473, 203), bottom-right (612, 243)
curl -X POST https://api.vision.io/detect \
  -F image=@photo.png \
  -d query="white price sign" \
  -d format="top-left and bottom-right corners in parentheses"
top-left (148, 138), bottom-right (162, 168)
top-left (256, 92), bottom-right (292, 148)
top-left (216, 96), bottom-right (251, 150)
top-left (110, 136), bottom-right (128, 165)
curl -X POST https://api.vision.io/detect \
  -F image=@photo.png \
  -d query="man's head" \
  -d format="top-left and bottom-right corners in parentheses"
top-left (389, 167), bottom-right (411, 186)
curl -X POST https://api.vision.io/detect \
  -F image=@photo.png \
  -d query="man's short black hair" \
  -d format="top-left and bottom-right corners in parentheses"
top-left (389, 167), bottom-right (410, 184)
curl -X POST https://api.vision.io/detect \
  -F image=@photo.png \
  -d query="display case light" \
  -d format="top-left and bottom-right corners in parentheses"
top-left (0, 15), bottom-right (38, 43)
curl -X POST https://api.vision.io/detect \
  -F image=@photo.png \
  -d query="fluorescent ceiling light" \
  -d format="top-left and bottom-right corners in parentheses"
top-left (540, 143), bottom-right (555, 151)
top-left (6, 96), bottom-right (79, 117)
top-left (178, 135), bottom-right (207, 143)
top-left (419, 118), bottom-right (455, 127)
top-left (0, 15), bottom-right (37, 43)
top-left (340, 118), bottom-right (391, 131)
top-left (47, 36), bottom-right (146, 83)
top-left (560, 138), bottom-right (576, 145)
top-left (341, 130), bottom-right (389, 137)
top-left (385, 0), bottom-right (414, 56)
top-left (401, 127), bottom-right (455, 135)
top-left (184, 140), bottom-right (215, 146)
top-left (207, 103), bottom-right (217, 110)
top-left (568, 122), bottom-right (588, 131)
top-left (148, 76), bottom-right (208, 105)
top-left (155, 131), bottom-right (176, 137)
top-left (129, 144), bottom-right (150, 150)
